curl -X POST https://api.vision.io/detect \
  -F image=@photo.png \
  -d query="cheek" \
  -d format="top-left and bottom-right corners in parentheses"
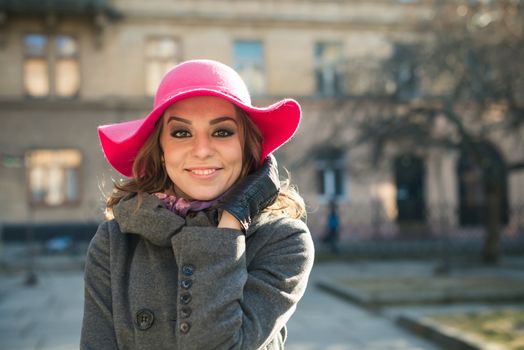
top-left (228, 140), bottom-right (244, 177)
top-left (161, 141), bottom-right (184, 176)
top-left (163, 148), bottom-right (183, 169)
top-left (163, 153), bottom-right (184, 187)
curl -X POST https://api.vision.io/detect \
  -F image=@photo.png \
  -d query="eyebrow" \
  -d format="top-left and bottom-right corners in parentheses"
top-left (166, 116), bottom-right (237, 125)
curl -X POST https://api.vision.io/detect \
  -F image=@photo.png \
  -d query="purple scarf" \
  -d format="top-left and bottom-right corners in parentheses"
top-left (154, 192), bottom-right (217, 217)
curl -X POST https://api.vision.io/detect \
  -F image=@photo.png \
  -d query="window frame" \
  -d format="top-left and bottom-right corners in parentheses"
top-left (25, 148), bottom-right (83, 208)
top-left (54, 33), bottom-right (81, 99)
top-left (314, 41), bottom-right (346, 97)
top-left (23, 32), bottom-right (81, 99)
top-left (23, 33), bottom-right (50, 98)
top-left (315, 153), bottom-right (347, 202)
top-left (233, 39), bottom-right (267, 97)
top-left (144, 35), bottom-right (181, 97)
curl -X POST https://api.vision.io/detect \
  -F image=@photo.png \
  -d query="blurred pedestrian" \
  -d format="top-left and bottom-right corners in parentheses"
top-left (322, 200), bottom-right (340, 253)
top-left (81, 59), bottom-right (314, 349)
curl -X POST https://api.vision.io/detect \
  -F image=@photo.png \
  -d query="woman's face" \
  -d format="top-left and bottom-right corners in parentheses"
top-left (160, 96), bottom-right (243, 201)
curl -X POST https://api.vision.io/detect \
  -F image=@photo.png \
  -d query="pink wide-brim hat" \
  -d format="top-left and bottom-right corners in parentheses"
top-left (98, 59), bottom-right (301, 177)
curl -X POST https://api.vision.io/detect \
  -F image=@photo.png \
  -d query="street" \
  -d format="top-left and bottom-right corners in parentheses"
top-left (0, 261), bottom-right (439, 350)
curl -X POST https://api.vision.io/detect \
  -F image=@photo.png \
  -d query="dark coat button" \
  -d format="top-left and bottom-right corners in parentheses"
top-left (180, 279), bottom-right (192, 289)
top-left (180, 306), bottom-right (192, 319)
top-left (182, 264), bottom-right (194, 276)
top-left (180, 292), bottom-right (192, 305)
top-left (180, 321), bottom-right (191, 334)
top-left (136, 309), bottom-right (154, 330)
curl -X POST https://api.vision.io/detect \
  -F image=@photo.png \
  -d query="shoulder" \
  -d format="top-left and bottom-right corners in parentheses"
top-left (249, 214), bottom-right (313, 251)
top-left (92, 219), bottom-right (123, 239)
top-left (251, 213), bottom-right (308, 234)
top-left (88, 219), bottom-right (125, 251)
top-left (247, 214), bottom-right (315, 278)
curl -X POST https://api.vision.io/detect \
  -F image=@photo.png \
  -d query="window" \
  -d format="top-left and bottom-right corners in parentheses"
top-left (394, 155), bottom-right (426, 223)
top-left (233, 40), bottom-right (266, 96)
top-left (26, 149), bottom-right (82, 206)
top-left (315, 42), bottom-right (345, 97)
top-left (24, 34), bottom-right (49, 97)
top-left (23, 34), bottom-right (80, 98)
top-left (391, 43), bottom-right (420, 100)
top-left (55, 35), bottom-right (80, 97)
top-left (316, 149), bottom-right (346, 200)
top-left (145, 37), bottom-right (180, 96)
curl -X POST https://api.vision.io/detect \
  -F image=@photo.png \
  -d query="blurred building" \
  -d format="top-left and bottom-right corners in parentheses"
top-left (0, 0), bottom-right (523, 241)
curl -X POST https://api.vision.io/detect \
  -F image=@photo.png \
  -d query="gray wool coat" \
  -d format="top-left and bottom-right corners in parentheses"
top-left (81, 193), bottom-right (314, 350)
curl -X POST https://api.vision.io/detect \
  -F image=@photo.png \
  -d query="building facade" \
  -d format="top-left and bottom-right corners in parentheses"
top-left (1, 0), bottom-right (523, 241)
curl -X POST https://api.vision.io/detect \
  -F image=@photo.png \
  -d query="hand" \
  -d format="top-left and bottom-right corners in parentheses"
top-left (217, 155), bottom-right (280, 232)
top-left (218, 210), bottom-right (242, 230)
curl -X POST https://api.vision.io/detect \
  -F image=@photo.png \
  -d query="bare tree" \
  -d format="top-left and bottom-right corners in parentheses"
top-left (365, 0), bottom-right (524, 263)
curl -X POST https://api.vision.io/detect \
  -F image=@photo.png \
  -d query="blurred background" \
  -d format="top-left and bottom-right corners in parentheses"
top-left (0, 0), bottom-right (523, 349)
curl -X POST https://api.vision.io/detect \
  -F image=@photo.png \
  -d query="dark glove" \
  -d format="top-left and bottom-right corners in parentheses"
top-left (218, 155), bottom-right (280, 232)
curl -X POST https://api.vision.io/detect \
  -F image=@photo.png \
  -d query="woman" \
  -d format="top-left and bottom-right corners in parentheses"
top-left (81, 59), bottom-right (314, 350)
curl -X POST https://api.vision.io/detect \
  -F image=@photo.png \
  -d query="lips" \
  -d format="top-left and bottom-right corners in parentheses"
top-left (185, 167), bottom-right (222, 178)
top-left (190, 168), bottom-right (217, 176)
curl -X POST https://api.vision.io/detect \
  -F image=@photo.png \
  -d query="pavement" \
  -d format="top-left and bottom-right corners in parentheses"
top-left (0, 271), bottom-right (83, 350)
top-left (307, 258), bottom-right (524, 350)
top-left (0, 245), bottom-right (444, 350)
top-left (285, 262), bottom-right (440, 350)
top-left (4, 246), bottom-right (524, 350)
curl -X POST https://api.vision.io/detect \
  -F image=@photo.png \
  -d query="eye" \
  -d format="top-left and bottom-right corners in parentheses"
top-left (170, 129), bottom-right (191, 138)
top-left (213, 129), bottom-right (234, 138)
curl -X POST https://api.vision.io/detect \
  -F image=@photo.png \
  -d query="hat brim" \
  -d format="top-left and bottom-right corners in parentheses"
top-left (98, 89), bottom-right (301, 177)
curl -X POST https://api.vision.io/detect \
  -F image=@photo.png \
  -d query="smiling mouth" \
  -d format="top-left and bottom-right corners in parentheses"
top-left (186, 168), bottom-right (221, 176)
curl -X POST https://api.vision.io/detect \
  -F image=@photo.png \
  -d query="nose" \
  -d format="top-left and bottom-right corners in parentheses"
top-left (191, 134), bottom-right (214, 159)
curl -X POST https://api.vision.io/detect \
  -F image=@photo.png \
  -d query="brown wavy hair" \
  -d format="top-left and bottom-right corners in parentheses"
top-left (105, 106), bottom-right (305, 220)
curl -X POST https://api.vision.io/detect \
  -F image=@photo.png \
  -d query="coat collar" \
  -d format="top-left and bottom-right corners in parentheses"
top-left (112, 193), bottom-right (186, 247)
top-left (112, 192), bottom-right (265, 246)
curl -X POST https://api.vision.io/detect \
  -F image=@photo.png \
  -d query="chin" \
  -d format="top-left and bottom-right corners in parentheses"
top-left (186, 189), bottom-right (224, 201)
